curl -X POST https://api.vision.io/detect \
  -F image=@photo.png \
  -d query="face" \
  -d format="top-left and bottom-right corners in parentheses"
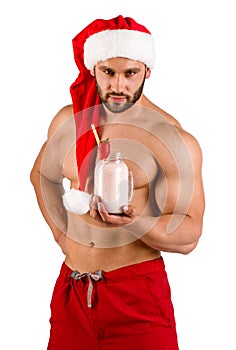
top-left (91, 57), bottom-right (151, 113)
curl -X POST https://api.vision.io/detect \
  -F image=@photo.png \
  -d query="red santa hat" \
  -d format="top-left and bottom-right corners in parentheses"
top-left (70, 15), bottom-right (155, 191)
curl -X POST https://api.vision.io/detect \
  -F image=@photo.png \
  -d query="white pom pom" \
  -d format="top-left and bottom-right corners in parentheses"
top-left (62, 189), bottom-right (91, 214)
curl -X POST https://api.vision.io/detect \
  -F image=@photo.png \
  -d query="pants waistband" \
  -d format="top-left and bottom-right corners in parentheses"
top-left (60, 256), bottom-right (165, 284)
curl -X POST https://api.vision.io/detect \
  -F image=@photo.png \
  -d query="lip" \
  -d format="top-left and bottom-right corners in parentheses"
top-left (108, 96), bottom-right (126, 103)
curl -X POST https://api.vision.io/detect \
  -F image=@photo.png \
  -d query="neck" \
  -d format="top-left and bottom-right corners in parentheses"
top-left (102, 94), bottom-right (146, 121)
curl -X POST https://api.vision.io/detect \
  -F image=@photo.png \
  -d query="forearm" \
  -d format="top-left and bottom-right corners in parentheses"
top-left (125, 213), bottom-right (202, 254)
top-left (30, 169), bottom-right (68, 248)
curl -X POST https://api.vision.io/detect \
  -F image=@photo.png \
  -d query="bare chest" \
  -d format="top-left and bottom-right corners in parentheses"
top-left (61, 124), bottom-right (159, 191)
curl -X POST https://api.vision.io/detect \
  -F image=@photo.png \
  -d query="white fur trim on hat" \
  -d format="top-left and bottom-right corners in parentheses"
top-left (84, 29), bottom-right (155, 69)
top-left (62, 189), bottom-right (91, 215)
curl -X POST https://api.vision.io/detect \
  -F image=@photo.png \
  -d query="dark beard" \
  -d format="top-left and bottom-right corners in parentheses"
top-left (96, 76), bottom-right (146, 113)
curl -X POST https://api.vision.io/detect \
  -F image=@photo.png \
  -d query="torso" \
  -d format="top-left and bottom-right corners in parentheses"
top-left (50, 96), bottom-right (182, 272)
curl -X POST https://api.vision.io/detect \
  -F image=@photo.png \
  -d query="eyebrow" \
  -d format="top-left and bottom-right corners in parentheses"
top-left (98, 66), bottom-right (142, 73)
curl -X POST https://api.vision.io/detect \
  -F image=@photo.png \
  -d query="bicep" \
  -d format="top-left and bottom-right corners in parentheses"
top-left (155, 134), bottom-right (205, 220)
top-left (31, 140), bottom-right (63, 186)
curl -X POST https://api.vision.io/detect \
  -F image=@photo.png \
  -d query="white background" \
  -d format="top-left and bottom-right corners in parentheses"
top-left (1, 0), bottom-right (235, 349)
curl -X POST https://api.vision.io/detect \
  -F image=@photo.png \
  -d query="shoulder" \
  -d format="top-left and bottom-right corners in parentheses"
top-left (177, 127), bottom-right (203, 167)
top-left (142, 96), bottom-right (202, 169)
top-left (48, 104), bottom-right (74, 138)
top-left (142, 95), bottom-right (203, 163)
top-left (40, 105), bottom-right (74, 180)
top-left (141, 95), bottom-right (182, 128)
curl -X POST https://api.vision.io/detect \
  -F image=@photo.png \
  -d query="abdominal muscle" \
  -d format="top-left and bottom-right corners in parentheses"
top-left (64, 239), bottom-right (161, 273)
top-left (64, 185), bottom-right (161, 273)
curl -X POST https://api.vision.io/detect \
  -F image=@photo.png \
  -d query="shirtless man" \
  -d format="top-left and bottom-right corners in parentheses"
top-left (31, 16), bottom-right (205, 350)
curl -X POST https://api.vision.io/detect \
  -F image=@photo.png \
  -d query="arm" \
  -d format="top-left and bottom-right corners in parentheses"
top-left (30, 143), bottom-right (67, 250)
top-left (92, 129), bottom-right (205, 255)
top-left (30, 106), bottom-right (73, 251)
top-left (129, 130), bottom-right (205, 254)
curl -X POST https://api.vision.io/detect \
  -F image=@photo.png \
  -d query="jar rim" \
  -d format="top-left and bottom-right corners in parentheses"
top-left (108, 152), bottom-right (124, 160)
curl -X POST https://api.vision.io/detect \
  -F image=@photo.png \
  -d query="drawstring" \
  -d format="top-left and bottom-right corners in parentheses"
top-left (70, 270), bottom-right (103, 308)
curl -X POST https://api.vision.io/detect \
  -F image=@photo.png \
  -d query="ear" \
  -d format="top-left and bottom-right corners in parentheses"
top-left (145, 68), bottom-right (151, 79)
top-left (90, 68), bottom-right (95, 76)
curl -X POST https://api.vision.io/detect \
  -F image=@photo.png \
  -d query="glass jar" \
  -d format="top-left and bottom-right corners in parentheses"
top-left (94, 152), bottom-right (133, 214)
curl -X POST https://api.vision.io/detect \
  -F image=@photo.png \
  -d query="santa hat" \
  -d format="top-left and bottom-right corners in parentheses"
top-left (70, 15), bottom-right (155, 191)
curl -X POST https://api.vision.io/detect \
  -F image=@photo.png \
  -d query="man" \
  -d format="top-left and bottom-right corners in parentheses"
top-left (31, 15), bottom-right (205, 350)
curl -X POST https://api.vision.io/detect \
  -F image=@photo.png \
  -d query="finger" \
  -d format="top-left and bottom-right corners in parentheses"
top-left (97, 202), bottom-right (109, 222)
top-left (98, 202), bottom-right (134, 225)
top-left (90, 195), bottom-right (100, 220)
top-left (122, 205), bottom-right (136, 217)
top-left (97, 202), bottom-right (122, 224)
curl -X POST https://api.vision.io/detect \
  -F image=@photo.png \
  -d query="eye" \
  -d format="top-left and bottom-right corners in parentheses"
top-left (125, 70), bottom-right (135, 77)
top-left (103, 69), bottom-right (114, 76)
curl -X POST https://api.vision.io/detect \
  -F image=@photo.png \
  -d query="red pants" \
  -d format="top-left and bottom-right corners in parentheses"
top-left (48, 257), bottom-right (179, 349)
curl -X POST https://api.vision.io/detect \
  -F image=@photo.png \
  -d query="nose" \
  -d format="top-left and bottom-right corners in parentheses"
top-left (110, 74), bottom-right (126, 93)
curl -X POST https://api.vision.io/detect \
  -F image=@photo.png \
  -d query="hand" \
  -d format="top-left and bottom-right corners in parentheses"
top-left (90, 195), bottom-right (136, 225)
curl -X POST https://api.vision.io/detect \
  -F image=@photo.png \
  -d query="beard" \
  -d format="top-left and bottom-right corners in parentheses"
top-left (95, 76), bottom-right (146, 113)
